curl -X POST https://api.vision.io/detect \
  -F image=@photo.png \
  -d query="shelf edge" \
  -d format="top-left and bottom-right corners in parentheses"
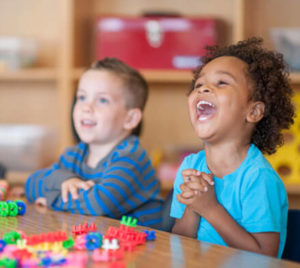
top-left (0, 68), bottom-right (57, 81)
top-left (290, 73), bottom-right (300, 84)
top-left (73, 68), bottom-right (193, 83)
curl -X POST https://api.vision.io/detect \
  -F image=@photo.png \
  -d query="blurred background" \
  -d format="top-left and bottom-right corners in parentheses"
top-left (0, 0), bottom-right (299, 202)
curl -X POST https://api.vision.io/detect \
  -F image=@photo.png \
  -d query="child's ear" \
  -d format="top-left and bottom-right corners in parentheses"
top-left (124, 108), bottom-right (142, 130)
top-left (246, 101), bottom-right (265, 123)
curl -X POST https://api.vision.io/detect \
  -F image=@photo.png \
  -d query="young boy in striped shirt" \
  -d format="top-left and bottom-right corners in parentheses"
top-left (26, 58), bottom-right (163, 228)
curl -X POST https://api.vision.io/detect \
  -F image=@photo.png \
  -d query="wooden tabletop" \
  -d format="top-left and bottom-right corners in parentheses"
top-left (1, 203), bottom-right (300, 268)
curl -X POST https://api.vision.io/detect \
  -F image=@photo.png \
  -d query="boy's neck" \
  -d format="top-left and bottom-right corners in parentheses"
top-left (204, 141), bottom-right (251, 178)
top-left (87, 133), bottom-right (130, 168)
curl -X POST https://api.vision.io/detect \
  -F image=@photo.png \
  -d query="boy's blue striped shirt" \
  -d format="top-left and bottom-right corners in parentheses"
top-left (25, 135), bottom-right (163, 228)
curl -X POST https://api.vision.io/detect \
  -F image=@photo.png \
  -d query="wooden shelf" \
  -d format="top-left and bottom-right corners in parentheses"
top-left (160, 180), bottom-right (174, 192)
top-left (6, 171), bottom-right (31, 185)
top-left (73, 68), bottom-right (193, 84)
top-left (74, 69), bottom-right (300, 85)
top-left (290, 73), bottom-right (300, 84)
top-left (0, 68), bottom-right (57, 82)
top-left (141, 69), bottom-right (193, 84)
top-left (1, 68), bottom-right (297, 85)
top-left (72, 68), bottom-right (85, 81)
top-left (285, 184), bottom-right (300, 195)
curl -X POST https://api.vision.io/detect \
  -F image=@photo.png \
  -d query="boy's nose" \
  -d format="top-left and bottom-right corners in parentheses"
top-left (82, 102), bottom-right (94, 113)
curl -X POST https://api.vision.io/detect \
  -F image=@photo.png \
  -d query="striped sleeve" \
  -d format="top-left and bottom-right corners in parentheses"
top-left (25, 143), bottom-right (86, 204)
top-left (51, 136), bottom-right (163, 228)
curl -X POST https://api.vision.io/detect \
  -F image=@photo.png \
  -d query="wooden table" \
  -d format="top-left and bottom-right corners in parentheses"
top-left (0, 203), bottom-right (300, 268)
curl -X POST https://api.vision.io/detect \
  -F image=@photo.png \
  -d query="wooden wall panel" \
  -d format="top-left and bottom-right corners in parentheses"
top-left (245, 0), bottom-right (300, 48)
top-left (0, 82), bottom-right (59, 128)
top-left (0, 0), bottom-right (60, 67)
top-left (141, 83), bottom-right (201, 153)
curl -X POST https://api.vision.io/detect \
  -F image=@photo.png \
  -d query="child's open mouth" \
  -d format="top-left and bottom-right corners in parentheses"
top-left (196, 100), bottom-right (217, 121)
top-left (81, 119), bottom-right (97, 127)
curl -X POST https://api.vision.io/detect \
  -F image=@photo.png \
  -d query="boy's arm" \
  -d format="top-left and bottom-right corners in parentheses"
top-left (25, 166), bottom-right (75, 204)
top-left (49, 144), bottom-right (160, 217)
top-left (25, 146), bottom-right (81, 203)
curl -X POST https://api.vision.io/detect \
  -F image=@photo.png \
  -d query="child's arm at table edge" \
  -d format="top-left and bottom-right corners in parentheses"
top-left (25, 147), bottom-right (80, 203)
top-left (172, 206), bottom-right (200, 238)
top-left (201, 202), bottom-right (280, 257)
top-left (47, 148), bottom-right (161, 218)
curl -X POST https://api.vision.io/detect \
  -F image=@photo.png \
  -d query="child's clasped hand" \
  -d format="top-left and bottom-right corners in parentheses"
top-left (177, 169), bottom-right (218, 216)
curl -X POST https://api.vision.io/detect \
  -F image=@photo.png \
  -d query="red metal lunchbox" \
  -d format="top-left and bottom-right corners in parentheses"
top-left (94, 16), bottom-right (221, 70)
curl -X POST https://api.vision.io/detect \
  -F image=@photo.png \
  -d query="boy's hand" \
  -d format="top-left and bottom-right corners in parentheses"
top-left (35, 197), bottom-right (47, 206)
top-left (61, 178), bottom-right (95, 203)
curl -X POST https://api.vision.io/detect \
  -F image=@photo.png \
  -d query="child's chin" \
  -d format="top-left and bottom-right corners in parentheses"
top-left (194, 129), bottom-right (213, 140)
top-left (78, 135), bottom-right (94, 144)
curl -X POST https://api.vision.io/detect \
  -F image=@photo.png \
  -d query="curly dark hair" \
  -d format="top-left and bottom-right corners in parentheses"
top-left (190, 37), bottom-right (295, 155)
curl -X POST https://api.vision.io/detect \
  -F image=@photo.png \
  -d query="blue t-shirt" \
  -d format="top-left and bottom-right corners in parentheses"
top-left (170, 144), bottom-right (288, 258)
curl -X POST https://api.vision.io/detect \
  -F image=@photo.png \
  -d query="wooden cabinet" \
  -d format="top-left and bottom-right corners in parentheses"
top-left (1, 0), bottom-right (300, 204)
top-left (0, 0), bottom-right (246, 156)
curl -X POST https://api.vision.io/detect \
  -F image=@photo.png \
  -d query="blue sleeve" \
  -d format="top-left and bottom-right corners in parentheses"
top-left (25, 148), bottom-right (78, 204)
top-left (50, 142), bottom-right (161, 218)
top-left (170, 157), bottom-right (188, 219)
top-left (240, 168), bottom-right (288, 233)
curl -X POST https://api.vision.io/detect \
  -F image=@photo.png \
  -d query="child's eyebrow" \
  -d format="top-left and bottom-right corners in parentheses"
top-left (215, 71), bottom-right (237, 82)
top-left (76, 89), bottom-right (85, 94)
top-left (198, 70), bottom-right (237, 81)
top-left (94, 91), bottom-right (110, 96)
top-left (77, 89), bottom-right (108, 95)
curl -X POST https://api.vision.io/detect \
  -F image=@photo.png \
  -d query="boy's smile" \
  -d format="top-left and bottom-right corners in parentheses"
top-left (80, 119), bottom-right (97, 127)
top-left (188, 56), bottom-right (254, 144)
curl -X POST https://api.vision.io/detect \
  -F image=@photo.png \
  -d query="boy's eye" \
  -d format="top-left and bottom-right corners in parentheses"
top-left (77, 95), bottom-right (85, 101)
top-left (98, 97), bottom-right (109, 104)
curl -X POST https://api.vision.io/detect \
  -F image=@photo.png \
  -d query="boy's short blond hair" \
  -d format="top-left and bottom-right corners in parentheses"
top-left (91, 58), bottom-right (148, 112)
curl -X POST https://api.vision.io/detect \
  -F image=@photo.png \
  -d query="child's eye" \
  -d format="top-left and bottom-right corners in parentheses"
top-left (77, 95), bottom-right (85, 101)
top-left (218, 80), bottom-right (228, 86)
top-left (98, 97), bottom-right (109, 104)
top-left (195, 82), bottom-right (203, 89)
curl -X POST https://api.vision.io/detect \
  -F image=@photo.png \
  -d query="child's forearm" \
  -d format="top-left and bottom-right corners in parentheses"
top-left (201, 204), bottom-right (279, 256)
top-left (172, 206), bottom-right (200, 238)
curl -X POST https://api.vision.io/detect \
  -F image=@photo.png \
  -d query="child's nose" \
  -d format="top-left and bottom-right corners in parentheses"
top-left (82, 101), bottom-right (94, 113)
top-left (197, 85), bottom-right (212, 94)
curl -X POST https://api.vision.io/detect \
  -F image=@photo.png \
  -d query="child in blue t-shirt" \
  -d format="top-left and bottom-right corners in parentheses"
top-left (171, 37), bottom-right (295, 257)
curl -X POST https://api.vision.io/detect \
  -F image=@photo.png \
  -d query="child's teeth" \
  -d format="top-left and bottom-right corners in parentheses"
top-left (197, 100), bottom-right (214, 109)
top-left (82, 120), bottom-right (95, 125)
